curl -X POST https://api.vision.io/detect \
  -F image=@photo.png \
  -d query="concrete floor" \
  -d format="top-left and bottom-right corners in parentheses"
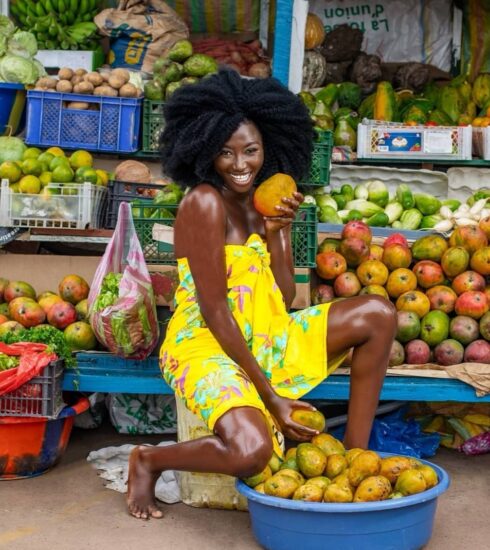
top-left (1, 420), bottom-right (489, 550)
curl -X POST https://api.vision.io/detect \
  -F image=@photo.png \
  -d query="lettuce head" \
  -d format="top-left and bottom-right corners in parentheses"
top-left (0, 15), bottom-right (15, 38)
top-left (0, 54), bottom-right (38, 84)
top-left (7, 30), bottom-right (37, 59)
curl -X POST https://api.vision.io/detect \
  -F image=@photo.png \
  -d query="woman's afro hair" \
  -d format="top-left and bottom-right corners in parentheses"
top-left (160, 68), bottom-right (314, 188)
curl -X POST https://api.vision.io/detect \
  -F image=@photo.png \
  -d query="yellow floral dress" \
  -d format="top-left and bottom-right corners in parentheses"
top-left (160, 233), bottom-right (345, 457)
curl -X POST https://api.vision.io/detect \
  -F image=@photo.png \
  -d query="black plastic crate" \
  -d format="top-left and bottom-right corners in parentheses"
top-left (105, 180), bottom-right (168, 229)
top-left (0, 359), bottom-right (64, 418)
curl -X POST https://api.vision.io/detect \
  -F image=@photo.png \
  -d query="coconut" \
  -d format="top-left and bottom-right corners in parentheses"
top-left (114, 160), bottom-right (152, 183)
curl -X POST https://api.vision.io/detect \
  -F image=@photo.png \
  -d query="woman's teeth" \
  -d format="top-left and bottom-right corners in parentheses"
top-left (230, 173), bottom-right (251, 183)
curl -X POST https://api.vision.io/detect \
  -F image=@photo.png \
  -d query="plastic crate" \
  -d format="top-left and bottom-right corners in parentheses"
top-left (105, 179), bottom-right (170, 229)
top-left (0, 83), bottom-right (26, 136)
top-left (132, 200), bottom-right (177, 265)
top-left (472, 127), bottom-right (490, 160)
top-left (0, 180), bottom-right (107, 229)
top-left (0, 360), bottom-right (65, 419)
top-left (357, 121), bottom-right (472, 160)
top-left (141, 100), bottom-right (165, 156)
top-left (25, 90), bottom-right (143, 153)
top-left (300, 130), bottom-right (333, 187)
top-left (292, 204), bottom-right (317, 267)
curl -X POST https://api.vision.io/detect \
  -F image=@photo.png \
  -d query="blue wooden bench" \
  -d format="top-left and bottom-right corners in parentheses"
top-left (62, 352), bottom-right (490, 403)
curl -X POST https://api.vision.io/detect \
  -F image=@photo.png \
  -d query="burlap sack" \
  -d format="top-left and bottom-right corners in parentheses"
top-left (95, 0), bottom-right (189, 73)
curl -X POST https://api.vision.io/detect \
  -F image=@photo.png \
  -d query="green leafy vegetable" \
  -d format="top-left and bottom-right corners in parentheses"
top-left (0, 325), bottom-right (75, 369)
top-left (92, 273), bottom-right (123, 312)
top-left (0, 353), bottom-right (19, 372)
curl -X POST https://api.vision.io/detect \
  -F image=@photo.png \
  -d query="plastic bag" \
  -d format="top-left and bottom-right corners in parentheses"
top-left (106, 393), bottom-right (177, 434)
top-left (88, 202), bottom-right (159, 359)
top-left (0, 342), bottom-right (57, 395)
top-left (331, 406), bottom-right (440, 458)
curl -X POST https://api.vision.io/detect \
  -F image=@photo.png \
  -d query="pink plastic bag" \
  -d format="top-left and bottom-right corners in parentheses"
top-left (88, 202), bottom-right (159, 359)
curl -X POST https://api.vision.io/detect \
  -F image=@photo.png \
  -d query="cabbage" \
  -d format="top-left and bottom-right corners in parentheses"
top-left (33, 59), bottom-right (47, 79)
top-left (0, 54), bottom-right (38, 84)
top-left (0, 136), bottom-right (27, 163)
top-left (0, 15), bottom-right (15, 38)
top-left (7, 30), bottom-right (37, 59)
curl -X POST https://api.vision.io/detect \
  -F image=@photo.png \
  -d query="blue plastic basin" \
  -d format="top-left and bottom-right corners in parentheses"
top-left (236, 453), bottom-right (450, 550)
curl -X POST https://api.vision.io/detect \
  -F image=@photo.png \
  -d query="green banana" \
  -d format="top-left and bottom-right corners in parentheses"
top-left (35, 1), bottom-right (47, 16)
top-left (78, 0), bottom-right (87, 13)
top-left (58, 0), bottom-right (66, 13)
top-left (43, 0), bottom-right (55, 13)
top-left (14, 1), bottom-right (28, 15)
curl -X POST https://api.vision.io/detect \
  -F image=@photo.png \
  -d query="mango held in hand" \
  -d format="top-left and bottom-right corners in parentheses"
top-left (253, 173), bottom-right (297, 217)
top-left (291, 408), bottom-right (326, 432)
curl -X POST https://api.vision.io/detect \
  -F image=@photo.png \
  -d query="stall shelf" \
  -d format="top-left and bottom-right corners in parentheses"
top-left (63, 352), bottom-right (490, 403)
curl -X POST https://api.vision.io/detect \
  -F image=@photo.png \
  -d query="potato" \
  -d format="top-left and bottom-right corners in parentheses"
top-left (56, 79), bottom-right (73, 93)
top-left (36, 77), bottom-right (57, 89)
top-left (93, 85), bottom-right (118, 97)
top-left (84, 71), bottom-right (104, 87)
top-left (100, 71), bottom-right (110, 82)
top-left (74, 81), bottom-right (94, 95)
top-left (74, 68), bottom-right (87, 77)
top-left (67, 102), bottom-right (90, 110)
top-left (71, 75), bottom-right (84, 86)
top-left (110, 68), bottom-right (130, 83)
top-left (58, 67), bottom-right (74, 80)
top-left (118, 83), bottom-right (139, 98)
top-left (108, 75), bottom-right (126, 90)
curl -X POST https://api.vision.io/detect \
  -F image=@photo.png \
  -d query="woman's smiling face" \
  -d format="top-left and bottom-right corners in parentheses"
top-left (213, 121), bottom-right (264, 194)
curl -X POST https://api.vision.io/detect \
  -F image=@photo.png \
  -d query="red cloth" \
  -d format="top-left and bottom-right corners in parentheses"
top-left (0, 342), bottom-right (58, 396)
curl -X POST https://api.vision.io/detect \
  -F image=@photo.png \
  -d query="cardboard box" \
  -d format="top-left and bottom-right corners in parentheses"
top-left (292, 267), bottom-right (311, 310)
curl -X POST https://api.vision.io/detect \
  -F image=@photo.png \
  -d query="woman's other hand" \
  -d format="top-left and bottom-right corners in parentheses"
top-left (266, 393), bottom-right (320, 442)
top-left (264, 191), bottom-right (304, 233)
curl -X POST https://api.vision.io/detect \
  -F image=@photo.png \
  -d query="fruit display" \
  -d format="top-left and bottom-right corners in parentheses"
top-left (0, 16), bottom-right (45, 85)
top-left (0, 144), bottom-right (109, 193)
top-left (9, 0), bottom-right (100, 51)
top-left (144, 40), bottom-right (218, 101)
top-left (191, 37), bottom-right (271, 78)
top-left (0, 275), bottom-right (97, 355)
top-left (243, 409), bottom-right (439, 503)
top-left (34, 66), bottom-right (142, 100)
top-left (310, 181), bottom-right (490, 231)
top-left (314, 220), bottom-right (490, 366)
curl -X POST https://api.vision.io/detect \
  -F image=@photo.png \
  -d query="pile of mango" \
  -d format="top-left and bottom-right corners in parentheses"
top-left (244, 410), bottom-right (438, 503)
top-left (299, 73), bottom-right (490, 151)
top-left (314, 220), bottom-right (490, 367)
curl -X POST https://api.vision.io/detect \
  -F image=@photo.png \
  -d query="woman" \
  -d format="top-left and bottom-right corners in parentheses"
top-left (128, 69), bottom-right (397, 519)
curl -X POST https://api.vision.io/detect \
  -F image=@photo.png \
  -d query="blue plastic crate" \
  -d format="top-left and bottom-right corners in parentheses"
top-left (25, 91), bottom-right (142, 153)
top-left (0, 83), bottom-right (26, 136)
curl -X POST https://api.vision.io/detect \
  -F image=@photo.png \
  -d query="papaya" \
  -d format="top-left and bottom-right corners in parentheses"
top-left (291, 409), bottom-right (326, 432)
top-left (422, 81), bottom-right (440, 105)
top-left (427, 109), bottom-right (454, 126)
top-left (472, 73), bottom-right (490, 109)
top-left (337, 82), bottom-right (362, 110)
top-left (253, 173), bottom-right (297, 217)
top-left (373, 81), bottom-right (398, 122)
top-left (358, 93), bottom-right (376, 120)
top-left (403, 105), bottom-right (427, 125)
top-left (437, 86), bottom-right (464, 124)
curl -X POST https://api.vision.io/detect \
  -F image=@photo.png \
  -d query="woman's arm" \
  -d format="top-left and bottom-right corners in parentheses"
top-left (174, 186), bottom-right (318, 441)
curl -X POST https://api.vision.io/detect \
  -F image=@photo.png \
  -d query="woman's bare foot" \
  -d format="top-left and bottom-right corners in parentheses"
top-left (127, 446), bottom-right (164, 519)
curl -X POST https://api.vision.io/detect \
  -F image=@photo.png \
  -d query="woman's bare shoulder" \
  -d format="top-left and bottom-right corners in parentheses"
top-left (177, 184), bottom-right (224, 219)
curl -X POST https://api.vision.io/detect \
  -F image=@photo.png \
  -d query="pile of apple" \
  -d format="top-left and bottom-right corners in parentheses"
top-left (0, 275), bottom-right (97, 351)
top-left (314, 221), bottom-right (490, 366)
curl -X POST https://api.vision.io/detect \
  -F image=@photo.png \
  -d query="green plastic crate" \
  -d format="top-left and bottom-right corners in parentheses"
top-left (300, 130), bottom-right (333, 187)
top-left (132, 201), bottom-right (177, 265)
top-left (292, 204), bottom-right (317, 267)
top-left (133, 201), bottom-right (317, 268)
top-left (141, 100), bottom-right (165, 156)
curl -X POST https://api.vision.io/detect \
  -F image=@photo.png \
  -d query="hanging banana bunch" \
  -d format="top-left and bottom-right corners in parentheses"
top-left (9, 0), bottom-right (100, 50)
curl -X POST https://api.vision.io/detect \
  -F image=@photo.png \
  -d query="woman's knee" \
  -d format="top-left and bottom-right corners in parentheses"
top-left (215, 409), bottom-right (273, 478)
top-left (364, 295), bottom-right (397, 332)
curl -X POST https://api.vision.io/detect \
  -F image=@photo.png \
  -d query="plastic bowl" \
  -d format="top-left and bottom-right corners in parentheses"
top-left (0, 396), bottom-right (89, 480)
top-left (236, 453), bottom-right (450, 550)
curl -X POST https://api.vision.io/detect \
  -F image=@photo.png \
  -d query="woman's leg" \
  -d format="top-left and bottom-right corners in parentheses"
top-left (127, 407), bottom-right (273, 519)
top-left (326, 295), bottom-right (397, 449)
